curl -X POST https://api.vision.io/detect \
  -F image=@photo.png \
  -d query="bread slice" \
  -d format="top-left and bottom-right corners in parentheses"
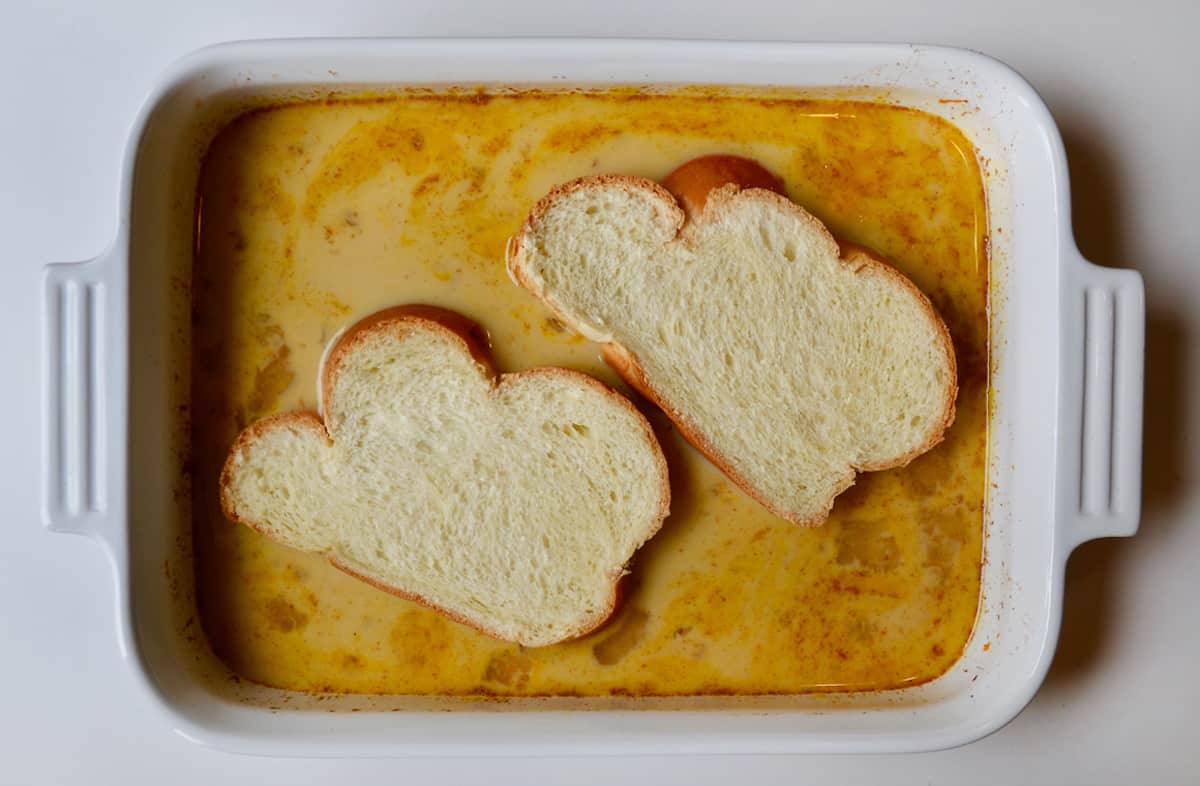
top-left (220, 305), bottom-right (670, 647)
top-left (506, 156), bottom-right (956, 526)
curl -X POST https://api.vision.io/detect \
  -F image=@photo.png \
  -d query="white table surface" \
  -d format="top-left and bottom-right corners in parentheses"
top-left (3, 0), bottom-right (1197, 783)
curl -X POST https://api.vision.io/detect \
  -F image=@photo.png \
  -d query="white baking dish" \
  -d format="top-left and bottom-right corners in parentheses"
top-left (40, 38), bottom-right (1144, 755)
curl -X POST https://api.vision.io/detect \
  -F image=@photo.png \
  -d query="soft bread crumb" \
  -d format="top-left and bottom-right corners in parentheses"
top-left (508, 172), bottom-right (956, 526)
top-left (220, 306), bottom-right (670, 647)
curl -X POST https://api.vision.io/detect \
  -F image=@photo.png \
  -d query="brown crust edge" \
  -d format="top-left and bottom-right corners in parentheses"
top-left (662, 154), bottom-right (786, 223)
top-left (507, 173), bottom-right (958, 527)
top-left (219, 305), bottom-right (671, 647)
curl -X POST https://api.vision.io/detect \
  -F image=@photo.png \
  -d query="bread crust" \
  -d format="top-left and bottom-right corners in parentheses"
top-left (507, 157), bottom-right (958, 527)
top-left (662, 154), bottom-right (785, 222)
top-left (220, 306), bottom-right (670, 646)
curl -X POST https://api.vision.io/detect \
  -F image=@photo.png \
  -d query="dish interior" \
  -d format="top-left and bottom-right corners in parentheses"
top-left (190, 87), bottom-right (989, 696)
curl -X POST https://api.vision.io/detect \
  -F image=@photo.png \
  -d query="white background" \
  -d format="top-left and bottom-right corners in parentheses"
top-left (2, 0), bottom-right (1197, 783)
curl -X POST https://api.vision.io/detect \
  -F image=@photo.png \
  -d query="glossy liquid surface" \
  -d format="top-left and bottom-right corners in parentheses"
top-left (192, 89), bottom-right (988, 695)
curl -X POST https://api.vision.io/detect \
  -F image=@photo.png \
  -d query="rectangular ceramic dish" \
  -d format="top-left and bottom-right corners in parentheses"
top-left (40, 38), bottom-right (1144, 755)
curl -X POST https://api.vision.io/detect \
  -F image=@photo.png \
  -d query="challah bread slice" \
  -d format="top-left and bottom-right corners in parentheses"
top-left (220, 305), bottom-right (670, 647)
top-left (507, 156), bottom-right (956, 526)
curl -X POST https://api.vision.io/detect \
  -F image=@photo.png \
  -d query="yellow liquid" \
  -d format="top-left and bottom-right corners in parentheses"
top-left (191, 89), bottom-right (988, 696)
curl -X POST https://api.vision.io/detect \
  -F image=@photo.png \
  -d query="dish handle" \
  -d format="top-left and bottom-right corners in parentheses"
top-left (42, 251), bottom-right (120, 539)
top-left (1060, 251), bottom-right (1145, 550)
